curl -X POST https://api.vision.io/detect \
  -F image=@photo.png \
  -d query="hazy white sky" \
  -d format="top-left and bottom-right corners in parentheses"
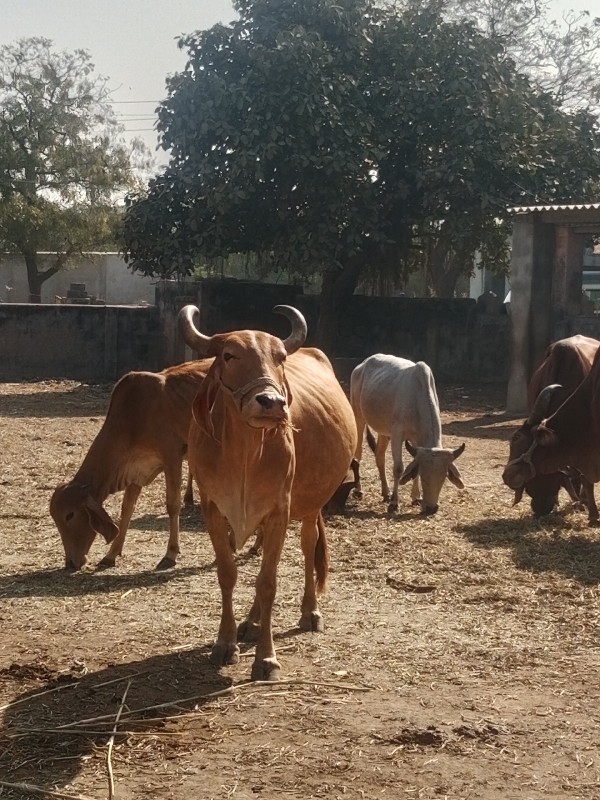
top-left (1, 0), bottom-right (237, 163)
top-left (1, 0), bottom-right (595, 166)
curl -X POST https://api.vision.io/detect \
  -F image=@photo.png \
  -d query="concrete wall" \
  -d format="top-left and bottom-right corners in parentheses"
top-left (0, 279), bottom-right (510, 385)
top-left (0, 304), bottom-right (162, 382)
top-left (159, 280), bottom-right (510, 385)
top-left (0, 253), bottom-right (156, 305)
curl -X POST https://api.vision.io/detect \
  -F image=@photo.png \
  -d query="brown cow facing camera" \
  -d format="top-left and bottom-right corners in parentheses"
top-left (179, 304), bottom-right (357, 681)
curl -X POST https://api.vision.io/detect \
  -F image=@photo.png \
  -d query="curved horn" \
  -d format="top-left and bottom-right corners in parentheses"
top-left (178, 305), bottom-right (213, 356)
top-left (273, 305), bottom-right (307, 354)
top-left (405, 440), bottom-right (417, 457)
top-left (527, 384), bottom-right (563, 425)
top-left (452, 442), bottom-right (466, 460)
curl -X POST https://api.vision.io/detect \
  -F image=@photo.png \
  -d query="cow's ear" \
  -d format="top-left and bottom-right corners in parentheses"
top-left (447, 462), bottom-right (465, 489)
top-left (558, 471), bottom-right (580, 502)
top-left (399, 460), bottom-right (419, 485)
top-left (536, 423), bottom-right (558, 447)
top-left (84, 496), bottom-right (118, 543)
top-left (513, 487), bottom-right (524, 505)
top-left (192, 376), bottom-right (219, 437)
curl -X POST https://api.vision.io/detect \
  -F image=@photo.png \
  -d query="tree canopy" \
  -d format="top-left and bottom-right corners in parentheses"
top-left (122, 0), bottom-right (600, 339)
top-left (0, 37), bottom-right (150, 301)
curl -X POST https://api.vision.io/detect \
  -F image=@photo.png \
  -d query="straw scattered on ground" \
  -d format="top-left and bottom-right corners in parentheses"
top-left (1, 379), bottom-right (599, 800)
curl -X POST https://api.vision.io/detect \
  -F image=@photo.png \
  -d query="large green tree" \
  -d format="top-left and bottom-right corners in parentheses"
top-left (0, 38), bottom-right (150, 302)
top-left (122, 0), bottom-right (600, 343)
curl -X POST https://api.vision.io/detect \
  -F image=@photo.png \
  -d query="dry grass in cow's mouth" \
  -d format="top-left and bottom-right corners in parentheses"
top-left (1, 380), bottom-right (600, 799)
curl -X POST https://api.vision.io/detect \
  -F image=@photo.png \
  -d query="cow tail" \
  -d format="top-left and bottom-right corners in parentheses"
top-left (366, 426), bottom-right (377, 453)
top-left (315, 511), bottom-right (330, 595)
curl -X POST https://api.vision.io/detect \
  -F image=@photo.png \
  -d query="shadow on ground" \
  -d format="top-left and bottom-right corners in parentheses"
top-left (458, 513), bottom-right (600, 585)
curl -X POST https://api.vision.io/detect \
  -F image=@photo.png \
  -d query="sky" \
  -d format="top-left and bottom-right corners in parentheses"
top-left (1, 0), bottom-right (596, 169)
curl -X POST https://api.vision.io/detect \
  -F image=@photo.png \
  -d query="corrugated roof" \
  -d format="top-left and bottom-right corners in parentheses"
top-left (509, 202), bottom-right (600, 213)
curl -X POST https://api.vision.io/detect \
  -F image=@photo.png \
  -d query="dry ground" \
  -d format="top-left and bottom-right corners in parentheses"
top-left (1, 379), bottom-right (600, 800)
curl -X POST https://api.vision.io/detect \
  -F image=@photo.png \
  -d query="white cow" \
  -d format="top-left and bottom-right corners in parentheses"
top-left (350, 354), bottom-right (465, 514)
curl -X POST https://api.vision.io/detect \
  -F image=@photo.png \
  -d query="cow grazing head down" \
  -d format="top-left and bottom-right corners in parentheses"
top-left (179, 305), bottom-right (306, 433)
top-left (503, 384), bottom-right (576, 516)
top-left (399, 440), bottom-right (465, 515)
top-left (49, 483), bottom-right (119, 570)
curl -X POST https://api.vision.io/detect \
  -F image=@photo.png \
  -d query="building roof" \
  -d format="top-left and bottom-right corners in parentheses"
top-left (509, 202), bottom-right (600, 213)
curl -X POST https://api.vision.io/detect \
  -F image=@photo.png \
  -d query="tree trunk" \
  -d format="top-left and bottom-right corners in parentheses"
top-left (23, 251), bottom-right (63, 303)
top-left (24, 252), bottom-right (43, 303)
top-left (316, 259), bottom-right (363, 353)
top-left (427, 240), bottom-right (463, 298)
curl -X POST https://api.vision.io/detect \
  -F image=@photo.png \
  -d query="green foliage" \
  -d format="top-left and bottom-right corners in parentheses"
top-left (122, 0), bottom-right (600, 300)
top-left (0, 38), bottom-right (150, 299)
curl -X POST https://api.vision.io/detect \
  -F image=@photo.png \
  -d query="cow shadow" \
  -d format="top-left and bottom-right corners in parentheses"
top-left (132, 507), bottom-right (206, 534)
top-left (0, 384), bottom-right (111, 419)
top-left (0, 564), bottom-right (212, 600)
top-left (458, 514), bottom-right (600, 585)
top-left (442, 414), bottom-right (520, 442)
top-left (0, 648), bottom-right (231, 794)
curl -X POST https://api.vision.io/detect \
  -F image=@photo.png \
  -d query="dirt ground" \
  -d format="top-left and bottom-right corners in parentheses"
top-left (1, 379), bottom-right (600, 800)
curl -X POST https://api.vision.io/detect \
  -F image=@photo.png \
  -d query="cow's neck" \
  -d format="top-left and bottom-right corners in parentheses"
top-left (209, 400), bottom-right (295, 547)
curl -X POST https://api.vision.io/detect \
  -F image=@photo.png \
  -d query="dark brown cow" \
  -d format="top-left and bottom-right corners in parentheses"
top-left (503, 344), bottom-right (600, 522)
top-left (505, 335), bottom-right (599, 518)
top-left (179, 304), bottom-right (357, 681)
top-left (50, 360), bottom-right (211, 570)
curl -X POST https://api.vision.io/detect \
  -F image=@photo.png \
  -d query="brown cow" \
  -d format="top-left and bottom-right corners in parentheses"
top-left (505, 335), bottom-right (599, 519)
top-left (179, 304), bottom-right (357, 681)
top-left (503, 344), bottom-right (600, 522)
top-left (50, 360), bottom-right (211, 570)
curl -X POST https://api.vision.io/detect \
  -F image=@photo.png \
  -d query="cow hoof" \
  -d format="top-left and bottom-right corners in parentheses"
top-left (155, 556), bottom-right (176, 571)
top-left (387, 502), bottom-right (398, 514)
top-left (411, 499), bottom-right (421, 507)
top-left (210, 642), bottom-right (239, 667)
top-left (237, 620), bottom-right (261, 642)
top-left (251, 657), bottom-right (281, 682)
top-left (96, 556), bottom-right (116, 569)
top-left (299, 611), bottom-right (324, 632)
top-left (589, 517), bottom-right (600, 527)
top-left (353, 489), bottom-right (363, 499)
top-left (248, 544), bottom-right (262, 557)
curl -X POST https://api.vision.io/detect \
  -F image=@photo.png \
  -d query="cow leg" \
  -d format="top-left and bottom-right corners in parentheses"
top-left (582, 479), bottom-right (600, 525)
top-left (374, 434), bottom-right (391, 503)
top-left (97, 484), bottom-right (142, 568)
top-left (388, 433), bottom-right (405, 512)
top-left (249, 512), bottom-right (288, 681)
top-left (183, 466), bottom-right (194, 506)
top-left (156, 463), bottom-right (183, 570)
top-left (203, 500), bottom-right (240, 668)
top-left (352, 413), bottom-right (366, 499)
top-left (298, 513), bottom-right (328, 632)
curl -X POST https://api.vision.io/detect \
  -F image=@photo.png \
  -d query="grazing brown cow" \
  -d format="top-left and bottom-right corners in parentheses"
top-left (179, 304), bottom-right (357, 681)
top-left (505, 335), bottom-right (599, 519)
top-left (503, 344), bottom-right (600, 522)
top-left (50, 360), bottom-right (211, 570)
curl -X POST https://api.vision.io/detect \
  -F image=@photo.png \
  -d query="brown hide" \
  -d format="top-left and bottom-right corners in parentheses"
top-left (49, 360), bottom-right (211, 570)
top-left (505, 336), bottom-right (599, 518)
top-left (181, 305), bottom-right (357, 681)
top-left (526, 335), bottom-right (599, 411)
top-left (503, 345), bottom-right (600, 522)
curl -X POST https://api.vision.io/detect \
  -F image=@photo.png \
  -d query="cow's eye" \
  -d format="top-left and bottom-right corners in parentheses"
top-left (65, 511), bottom-right (74, 522)
top-left (223, 352), bottom-right (235, 362)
